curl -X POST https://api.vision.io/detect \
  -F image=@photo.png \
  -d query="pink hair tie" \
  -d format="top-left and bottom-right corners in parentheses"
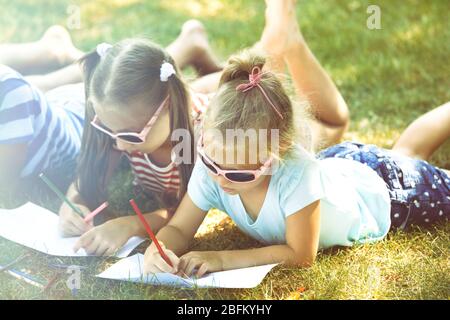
top-left (236, 66), bottom-right (284, 119)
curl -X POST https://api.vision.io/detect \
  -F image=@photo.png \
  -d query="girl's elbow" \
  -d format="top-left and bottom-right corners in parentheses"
top-left (296, 257), bottom-right (316, 268)
top-left (288, 252), bottom-right (317, 268)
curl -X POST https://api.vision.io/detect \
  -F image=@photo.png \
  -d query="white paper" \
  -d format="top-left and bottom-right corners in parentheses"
top-left (0, 202), bottom-right (144, 258)
top-left (96, 253), bottom-right (278, 288)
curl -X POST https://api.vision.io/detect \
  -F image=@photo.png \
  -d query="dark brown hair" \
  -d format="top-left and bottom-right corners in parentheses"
top-left (76, 39), bottom-right (194, 210)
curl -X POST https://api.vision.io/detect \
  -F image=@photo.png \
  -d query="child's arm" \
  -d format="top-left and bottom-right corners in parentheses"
top-left (67, 177), bottom-right (174, 255)
top-left (58, 182), bottom-right (92, 236)
top-left (63, 183), bottom-right (174, 255)
top-left (143, 194), bottom-right (208, 274)
top-left (73, 208), bottom-right (172, 256)
top-left (60, 147), bottom-right (122, 236)
top-left (179, 200), bottom-right (321, 277)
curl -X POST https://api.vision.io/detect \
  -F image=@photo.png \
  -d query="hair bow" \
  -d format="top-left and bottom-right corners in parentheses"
top-left (236, 67), bottom-right (283, 119)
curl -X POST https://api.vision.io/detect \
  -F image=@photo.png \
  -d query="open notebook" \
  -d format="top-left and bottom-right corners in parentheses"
top-left (0, 202), bottom-right (144, 258)
top-left (97, 253), bottom-right (278, 288)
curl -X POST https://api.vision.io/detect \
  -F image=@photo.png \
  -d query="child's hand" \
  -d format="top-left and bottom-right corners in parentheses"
top-left (178, 251), bottom-right (223, 278)
top-left (143, 242), bottom-right (179, 275)
top-left (58, 201), bottom-right (92, 237)
top-left (73, 218), bottom-right (131, 256)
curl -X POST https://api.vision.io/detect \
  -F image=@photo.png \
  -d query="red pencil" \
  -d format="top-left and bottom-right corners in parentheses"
top-left (129, 199), bottom-right (173, 268)
top-left (83, 201), bottom-right (109, 223)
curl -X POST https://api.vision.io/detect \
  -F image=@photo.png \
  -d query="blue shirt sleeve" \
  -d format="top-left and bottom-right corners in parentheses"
top-left (280, 159), bottom-right (325, 217)
top-left (187, 157), bottom-right (219, 211)
top-left (0, 77), bottom-right (39, 144)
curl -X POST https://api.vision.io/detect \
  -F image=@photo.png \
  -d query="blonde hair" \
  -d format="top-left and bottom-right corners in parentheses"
top-left (204, 50), bottom-right (313, 163)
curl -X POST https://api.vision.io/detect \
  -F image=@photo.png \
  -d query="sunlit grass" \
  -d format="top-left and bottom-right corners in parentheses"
top-left (0, 0), bottom-right (449, 299)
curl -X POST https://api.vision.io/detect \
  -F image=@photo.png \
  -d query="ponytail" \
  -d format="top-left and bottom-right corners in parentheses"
top-left (164, 55), bottom-right (194, 210)
top-left (75, 51), bottom-right (116, 210)
top-left (79, 51), bottom-right (101, 99)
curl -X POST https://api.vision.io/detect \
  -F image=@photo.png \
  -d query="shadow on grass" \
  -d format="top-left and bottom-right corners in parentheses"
top-left (0, 0), bottom-right (449, 299)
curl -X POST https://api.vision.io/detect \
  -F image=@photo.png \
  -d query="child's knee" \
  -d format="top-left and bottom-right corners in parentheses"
top-left (337, 107), bottom-right (350, 128)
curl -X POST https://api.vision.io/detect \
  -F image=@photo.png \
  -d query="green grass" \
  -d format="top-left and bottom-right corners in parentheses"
top-left (0, 0), bottom-right (449, 299)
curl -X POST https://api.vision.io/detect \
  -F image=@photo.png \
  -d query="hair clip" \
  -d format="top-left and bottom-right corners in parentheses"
top-left (160, 61), bottom-right (176, 82)
top-left (96, 42), bottom-right (112, 58)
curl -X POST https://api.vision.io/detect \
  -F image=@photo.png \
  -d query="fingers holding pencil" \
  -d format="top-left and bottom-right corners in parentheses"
top-left (83, 202), bottom-right (109, 223)
top-left (40, 173), bottom-right (108, 237)
top-left (59, 201), bottom-right (109, 237)
top-left (129, 199), bottom-right (180, 274)
top-left (144, 241), bottom-right (180, 274)
top-left (58, 201), bottom-right (92, 237)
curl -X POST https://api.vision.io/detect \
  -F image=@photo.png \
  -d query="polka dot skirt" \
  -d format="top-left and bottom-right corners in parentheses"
top-left (317, 141), bottom-right (450, 230)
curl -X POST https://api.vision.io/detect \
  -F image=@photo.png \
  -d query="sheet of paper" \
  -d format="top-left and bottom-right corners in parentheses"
top-left (96, 254), bottom-right (278, 288)
top-left (0, 202), bottom-right (144, 258)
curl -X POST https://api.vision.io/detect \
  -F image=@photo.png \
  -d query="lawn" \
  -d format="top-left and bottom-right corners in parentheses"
top-left (0, 0), bottom-right (449, 299)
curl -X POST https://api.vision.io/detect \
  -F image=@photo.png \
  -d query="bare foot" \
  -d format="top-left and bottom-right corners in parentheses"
top-left (179, 19), bottom-right (223, 76)
top-left (40, 25), bottom-right (84, 67)
top-left (259, 0), bottom-right (304, 57)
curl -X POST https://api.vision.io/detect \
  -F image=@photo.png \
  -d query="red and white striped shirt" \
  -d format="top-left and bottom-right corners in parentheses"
top-left (127, 92), bottom-right (208, 196)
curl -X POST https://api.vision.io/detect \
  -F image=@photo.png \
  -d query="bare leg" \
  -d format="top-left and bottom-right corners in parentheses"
top-left (189, 71), bottom-right (222, 94)
top-left (185, 11), bottom-right (288, 94)
top-left (3, 21), bottom-right (219, 93)
top-left (0, 25), bottom-right (83, 75)
top-left (189, 52), bottom-right (286, 96)
top-left (393, 102), bottom-right (450, 161)
top-left (256, 0), bottom-right (291, 74)
top-left (259, 0), bottom-right (350, 149)
top-left (25, 63), bottom-right (83, 93)
top-left (246, 40), bottom-right (286, 79)
top-left (166, 20), bottom-right (222, 76)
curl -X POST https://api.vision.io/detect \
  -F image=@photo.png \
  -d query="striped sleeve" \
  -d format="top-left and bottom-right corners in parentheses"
top-left (0, 77), bottom-right (40, 144)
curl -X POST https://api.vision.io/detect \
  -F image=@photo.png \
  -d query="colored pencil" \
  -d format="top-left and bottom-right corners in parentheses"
top-left (39, 173), bottom-right (84, 218)
top-left (0, 265), bottom-right (45, 289)
top-left (129, 199), bottom-right (173, 268)
top-left (83, 201), bottom-right (109, 223)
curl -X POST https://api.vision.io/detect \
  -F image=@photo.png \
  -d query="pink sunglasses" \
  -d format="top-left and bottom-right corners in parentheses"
top-left (90, 96), bottom-right (169, 144)
top-left (196, 134), bottom-right (273, 183)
